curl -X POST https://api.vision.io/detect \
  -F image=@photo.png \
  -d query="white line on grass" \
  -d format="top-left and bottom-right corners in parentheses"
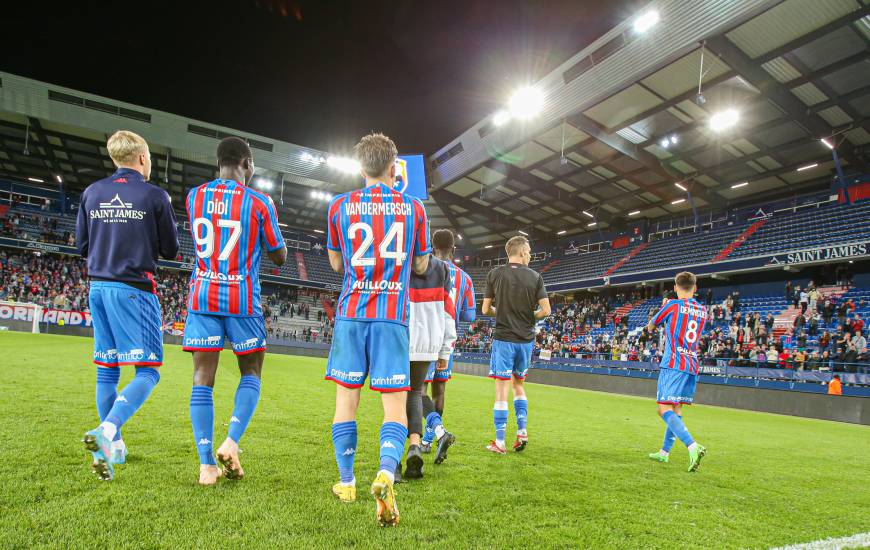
top-left (771, 532), bottom-right (870, 550)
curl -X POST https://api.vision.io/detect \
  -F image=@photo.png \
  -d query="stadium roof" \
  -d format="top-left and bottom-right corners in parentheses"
top-left (425, 0), bottom-right (870, 247)
top-left (0, 72), bottom-right (360, 234)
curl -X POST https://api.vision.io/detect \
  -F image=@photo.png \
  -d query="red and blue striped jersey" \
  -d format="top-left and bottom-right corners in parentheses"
top-left (651, 298), bottom-right (707, 375)
top-left (186, 179), bottom-right (284, 317)
top-left (327, 182), bottom-right (430, 325)
top-left (447, 262), bottom-right (476, 329)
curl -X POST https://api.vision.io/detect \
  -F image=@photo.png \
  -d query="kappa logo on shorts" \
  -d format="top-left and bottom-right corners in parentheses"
top-left (148, 353), bottom-right (158, 360)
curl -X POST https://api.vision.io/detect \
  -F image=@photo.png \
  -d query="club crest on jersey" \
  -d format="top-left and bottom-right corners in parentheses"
top-left (352, 280), bottom-right (403, 292)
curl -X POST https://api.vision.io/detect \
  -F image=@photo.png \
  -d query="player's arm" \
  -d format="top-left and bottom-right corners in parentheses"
top-left (533, 273), bottom-right (551, 319)
top-left (326, 196), bottom-right (343, 274)
top-left (481, 269), bottom-right (496, 315)
top-left (411, 197), bottom-right (431, 275)
top-left (75, 191), bottom-right (89, 257)
top-left (259, 195), bottom-right (287, 266)
top-left (647, 301), bottom-right (673, 333)
top-left (155, 190), bottom-right (179, 260)
top-left (459, 276), bottom-right (477, 323)
top-left (328, 249), bottom-right (343, 274)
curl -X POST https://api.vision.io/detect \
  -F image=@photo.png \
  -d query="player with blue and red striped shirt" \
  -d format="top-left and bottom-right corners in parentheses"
top-left (325, 133), bottom-right (430, 526)
top-left (646, 271), bottom-right (708, 472)
top-left (421, 229), bottom-right (475, 455)
top-left (183, 137), bottom-right (287, 485)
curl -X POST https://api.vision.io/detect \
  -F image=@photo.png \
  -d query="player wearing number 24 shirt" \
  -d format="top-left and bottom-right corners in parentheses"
top-left (183, 137), bottom-right (287, 486)
top-left (325, 133), bottom-right (430, 526)
top-left (646, 271), bottom-right (709, 473)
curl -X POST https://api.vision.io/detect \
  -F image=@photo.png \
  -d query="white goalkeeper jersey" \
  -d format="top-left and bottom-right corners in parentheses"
top-left (408, 257), bottom-right (457, 361)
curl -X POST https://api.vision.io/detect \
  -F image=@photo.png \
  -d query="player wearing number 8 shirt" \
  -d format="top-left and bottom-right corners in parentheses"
top-left (646, 271), bottom-right (708, 472)
top-left (183, 137), bottom-right (287, 486)
top-left (325, 133), bottom-right (430, 526)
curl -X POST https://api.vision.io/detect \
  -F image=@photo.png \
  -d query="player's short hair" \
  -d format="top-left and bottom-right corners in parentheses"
top-left (353, 133), bottom-right (397, 178)
top-left (505, 235), bottom-right (529, 256)
top-left (675, 271), bottom-right (697, 291)
top-left (106, 130), bottom-right (148, 166)
top-left (217, 136), bottom-right (253, 168)
top-left (432, 229), bottom-right (455, 251)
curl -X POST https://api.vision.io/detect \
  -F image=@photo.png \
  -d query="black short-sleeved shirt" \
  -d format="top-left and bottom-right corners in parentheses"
top-left (484, 262), bottom-right (547, 343)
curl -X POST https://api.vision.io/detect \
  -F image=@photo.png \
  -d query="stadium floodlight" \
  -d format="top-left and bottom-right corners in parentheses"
top-left (628, 210), bottom-right (641, 216)
top-left (820, 138), bottom-right (834, 150)
top-left (709, 109), bottom-right (739, 132)
top-left (493, 109), bottom-right (512, 126)
top-left (671, 198), bottom-right (686, 204)
top-left (557, 230), bottom-right (567, 235)
top-left (310, 190), bottom-right (317, 199)
top-left (633, 10), bottom-right (660, 33)
top-left (314, 229), bottom-right (324, 234)
top-left (28, 177), bottom-right (44, 183)
top-left (675, 182), bottom-right (687, 191)
top-left (508, 86), bottom-right (545, 120)
top-left (670, 135), bottom-right (679, 145)
top-left (485, 244), bottom-right (493, 248)
top-left (731, 182), bottom-right (749, 189)
top-left (327, 155), bottom-right (361, 174)
top-left (587, 221), bottom-right (597, 227)
top-left (55, 175), bottom-right (63, 183)
top-left (582, 210), bottom-right (594, 218)
top-left (659, 138), bottom-right (670, 149)
top-left (278, 222), bottom-right (288, 227)
top-left (797, 163), bottom-right (818, 172)
top-left (518, 230), bottom-right (528, 236)
top-left (257, 179), bottom-right (274, 191)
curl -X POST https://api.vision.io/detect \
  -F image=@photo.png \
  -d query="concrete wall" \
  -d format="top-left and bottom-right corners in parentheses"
top-left (454, 362), bottom-right (870, 426)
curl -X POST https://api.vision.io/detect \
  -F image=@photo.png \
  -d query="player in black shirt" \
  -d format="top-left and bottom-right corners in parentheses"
top-left (481, 236), bottom-right (550, 453)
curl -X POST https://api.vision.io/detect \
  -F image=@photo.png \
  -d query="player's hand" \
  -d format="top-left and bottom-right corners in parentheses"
top-left (436, 359), bottom-right (448, 371)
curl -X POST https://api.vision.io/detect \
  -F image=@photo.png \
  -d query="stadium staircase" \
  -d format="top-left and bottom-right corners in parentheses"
top-left (711, 219), bottom-right (766, 262)
top-left (606, 299), bottom-right (646, 325)
top-left (603, 243), bottom-right (648, 277)
top-left (295, 252), bottom-right (309, 281)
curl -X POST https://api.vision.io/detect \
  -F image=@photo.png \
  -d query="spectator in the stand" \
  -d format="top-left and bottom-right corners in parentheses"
top-left (823, 299), bottom-right (835, 325)
top-left (732, 290), bottom-right (740, 313)
top-left (851, 314), bottom-right (864, 336)
top-left (827, 374), bottom-right (842, 396)
top-left (705, 288), bottom-right (713, 306)
top-left (819, 330), bottom-right (831, 351)
top-left (808, 312), bottom-right (820, 337)
top-left (764, 313), bottom-right (775, 333)
top-left (793, 313), bottom-right (805, 332)
top-left (837, 300), bottom-right (850, 328)
top-left (792, 285), bottom-right (801, 309)
top-left (799, 288), bottom-right (808, 315)
top-left (766, 346), bottom-right (778, 364)
top-left (807, 286), bottom-right (819, 314)
top-left (806, 351), bottom-right (822, 370)
top-left (785, 281), bottom-right (793, 301)
top-left (793, 349), bottom-right (807, 371)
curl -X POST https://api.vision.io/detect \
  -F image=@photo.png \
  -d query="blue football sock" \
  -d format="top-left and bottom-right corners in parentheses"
top-left (662, 410), bottom-right (694, 448)
top-left (95, 367), bottom-right (122, 442)
top-left (422, 425), bottom-right (435, 445)
top-left (227, 375), bottom-right (261, 444)
top-left (493, 401), bottom-right (509, 442)
top-left (190, 386), bottom-right (216, 466)
top-left (104, 367), bottom-right (160, 430)
top-left (514, 397), bottom-right (528, 433)
top-left (661, 426), bottom-right (677, 453)
top-left (378, 422), bottom-right (407, 473)
top-left (331, 421), bottom-right (357, 483)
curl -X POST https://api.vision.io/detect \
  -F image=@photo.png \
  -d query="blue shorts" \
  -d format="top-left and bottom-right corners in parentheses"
top-left (488, 339), bottom-right (534, 380)
top-left (326, 319), bottom-right (410, 392)
top-left (182, 312), bottom-right (266, 355)
top-left (89, 281), bottom-right (163, 367)
top-left (425, 354), bottom-right (455, 383)
top-left (656, 367), bottom-right (698, 405)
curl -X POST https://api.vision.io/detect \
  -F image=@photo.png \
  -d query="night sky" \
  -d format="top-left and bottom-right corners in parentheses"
top-left (3, 0), bottom-right (639, 156)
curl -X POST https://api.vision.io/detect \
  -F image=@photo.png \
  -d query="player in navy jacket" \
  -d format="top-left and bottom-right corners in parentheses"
top-left (77, 130), bottom-right (179, 481)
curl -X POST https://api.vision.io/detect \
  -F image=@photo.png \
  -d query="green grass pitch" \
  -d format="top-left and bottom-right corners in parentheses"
top-left (1, 332), bottom-right (869, 549)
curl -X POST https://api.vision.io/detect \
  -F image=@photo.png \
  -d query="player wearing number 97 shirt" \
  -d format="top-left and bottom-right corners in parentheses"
top-left (325, 133), bottom-right (430, 526)
top-left (183, 137), bottom-right (287, 486)
top-left (646, 271), bottom-right (708, 473)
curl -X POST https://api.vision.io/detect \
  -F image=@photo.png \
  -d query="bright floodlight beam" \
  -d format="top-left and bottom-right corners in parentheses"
top-left (327, 155), bottom-right (361, 174)
top-left (731, 182), bottom-right (749, 189)
top-left (508, 86), bottom-right (545, 120)
top-left (709, 109), bottom-right (739, 132)
top-left (493, 109), bottom-right (511, 126)
top-left (675, 182), bottom-right (687, 191)
top-left (557, 230), bottom-right (566, 235)
top-left (820, 138), bottom-right (834, 149)
top-left (628, 210), bottom-right (640, 216)
top-left (633, 10), bottom-right (659, 33)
